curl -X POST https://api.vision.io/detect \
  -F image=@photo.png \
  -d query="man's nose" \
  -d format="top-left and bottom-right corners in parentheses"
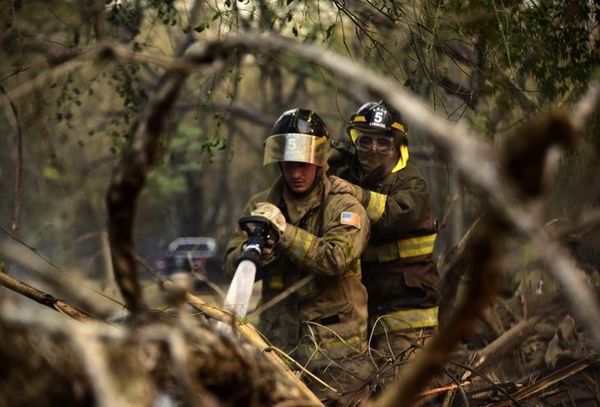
top-left (290, 166), bottom-right (303, 177)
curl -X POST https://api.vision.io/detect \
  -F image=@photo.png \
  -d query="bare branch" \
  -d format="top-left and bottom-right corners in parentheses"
top-left (571, 81), bottom-right (600, 132)
top-left (0, 83), bottom-right (22, 231)
top-left (0, 263), bottom-right (90, 321)
top-left (0, 240), bottom-right (117, 317)
top-left (106, 67), bottom-right (191, 316)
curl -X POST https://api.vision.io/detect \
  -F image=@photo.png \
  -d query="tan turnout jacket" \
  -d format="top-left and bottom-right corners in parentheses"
top-left (224, 174), bottom-right (370, 362)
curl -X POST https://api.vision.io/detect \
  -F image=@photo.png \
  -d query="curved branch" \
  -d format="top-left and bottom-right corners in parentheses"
top-left (106, 68), bottom-right (190, 316)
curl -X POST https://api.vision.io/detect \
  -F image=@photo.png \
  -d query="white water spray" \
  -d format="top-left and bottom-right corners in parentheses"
top-left (215, 259), bottom-right (257, 334)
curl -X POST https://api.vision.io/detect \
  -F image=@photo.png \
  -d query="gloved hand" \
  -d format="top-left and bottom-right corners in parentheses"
top-left (251, 202), bottom-right (287, 234)
top-left (259, 234), bottom-right (278, 266)
top-left (330, 176), bottom-right (364, 202)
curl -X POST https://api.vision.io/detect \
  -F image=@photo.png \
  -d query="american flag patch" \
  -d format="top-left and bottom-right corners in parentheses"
top-left (340, 211), bottom-right (361, 229)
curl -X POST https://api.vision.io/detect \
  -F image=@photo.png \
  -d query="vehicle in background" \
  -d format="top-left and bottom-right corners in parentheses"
top-left (153, 237), bottom-right (217, 288)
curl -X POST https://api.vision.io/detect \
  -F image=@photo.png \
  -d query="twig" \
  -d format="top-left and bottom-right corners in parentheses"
top-left (0, 263), bottom-right (90, 321)
top-left (268, 345), bottom-right (338, 394)
top-left (0, 227), bottom-right (125, 308)
top-left (488, 355), bottom-right (600, 407)
top-left (0, 240), bottom-right (118, 317)
top-left (249, 275), bottom-right (314, 317)
top-left (419, 381), bottom-right (472, 397)
top-left (473, 316), bottom-right (541, 370)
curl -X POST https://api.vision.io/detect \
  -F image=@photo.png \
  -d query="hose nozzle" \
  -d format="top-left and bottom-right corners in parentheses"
top-left (237, 215), bottom-right (277, 265)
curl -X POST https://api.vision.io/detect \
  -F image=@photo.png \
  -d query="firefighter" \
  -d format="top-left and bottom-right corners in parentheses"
top-left (224, 108), bottom-right (372, 405)
top-left (330, 101), bottom-right (440, 386)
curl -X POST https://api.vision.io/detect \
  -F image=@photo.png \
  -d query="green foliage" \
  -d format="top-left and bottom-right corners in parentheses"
top-left (446, 0), bottom-right (599, 102)
top-left (194, 22), bottom-right (210, 33)
top-left (513, 0), bottom-right (600, 99)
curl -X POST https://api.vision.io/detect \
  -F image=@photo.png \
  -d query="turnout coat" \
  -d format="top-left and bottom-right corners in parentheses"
top-left (224, 173), bottom-right (370, 362)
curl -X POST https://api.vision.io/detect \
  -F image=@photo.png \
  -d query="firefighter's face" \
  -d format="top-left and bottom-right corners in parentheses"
top-left (281, 161), bottom-right (318, 194)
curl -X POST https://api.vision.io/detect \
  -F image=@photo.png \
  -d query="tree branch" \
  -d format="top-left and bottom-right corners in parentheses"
top-left (0, 83), bottom-right (22, 231)
top-left (0, 263), bottom-right (90, 321)
top-left (106, 68), bottom-right (190, 317)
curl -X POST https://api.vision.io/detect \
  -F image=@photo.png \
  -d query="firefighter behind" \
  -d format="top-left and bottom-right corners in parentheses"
top-left (329, 101), bottom-right (440, 388)
top-left (224, 108), bottom-right (373, 405)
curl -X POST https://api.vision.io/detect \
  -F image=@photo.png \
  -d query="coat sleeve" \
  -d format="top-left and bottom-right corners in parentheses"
top-left (360, 172), bottom-right (432, 240)
top-left (279, 198), bottom-right (370, 277)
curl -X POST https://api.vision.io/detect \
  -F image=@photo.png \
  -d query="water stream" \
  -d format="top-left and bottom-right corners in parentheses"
top-left (215, 259), bottom-right (257, 334)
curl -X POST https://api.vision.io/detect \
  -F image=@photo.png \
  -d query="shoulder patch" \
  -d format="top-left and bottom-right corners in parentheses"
top-left (340, 211), bottom-right (362, 229)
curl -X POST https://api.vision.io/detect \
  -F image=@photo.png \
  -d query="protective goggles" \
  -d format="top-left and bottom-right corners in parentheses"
top-left (351, 131), bottom-right (394, 154)
top-left (263, 133), bottom-right (329, 166)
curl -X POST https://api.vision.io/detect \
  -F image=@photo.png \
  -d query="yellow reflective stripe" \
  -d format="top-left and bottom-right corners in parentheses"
top-left (391, 122), bottom-right (405, 133)
top-left (352, 115), bottom-right (367, 123)
top-left (371, 306), bottom-right (438, 335)
top-left (391, 144), bottom-right (410, 173)
top-left (366, 191), bottom-right (387, 222)
top-left (362, 233), bottom-right (437, 262)
top-left (398, 233), bottom-right (436, 257)
top-left (297, 335), bottom-right (363, 360)
top-left (323, 234), bottom-right (354, 262)
top-left (289, 228), bottom-right (315, 260)
top-left (345, 260), bottom-right (361, 278)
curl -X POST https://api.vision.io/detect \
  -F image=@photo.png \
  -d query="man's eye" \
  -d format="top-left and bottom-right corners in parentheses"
top-left (358, 137), bottom-right (373, 146)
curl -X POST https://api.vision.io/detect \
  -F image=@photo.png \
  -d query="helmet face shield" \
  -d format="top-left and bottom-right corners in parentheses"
top-left (263, 133), bottom-right (330, 166)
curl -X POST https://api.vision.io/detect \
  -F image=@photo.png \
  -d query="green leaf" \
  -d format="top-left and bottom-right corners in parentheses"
top-left (43, 165), bottom-right (60, 180)
top-left (194, 22), bottom-right (209, 33)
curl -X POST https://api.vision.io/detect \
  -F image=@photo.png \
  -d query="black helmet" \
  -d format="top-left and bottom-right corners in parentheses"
top-left (264, 108), bottom-right (330, 166)
top-left (272, 108), bottom-right (329, 138)
top-left (347, 101), bottom-right (407, 142)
